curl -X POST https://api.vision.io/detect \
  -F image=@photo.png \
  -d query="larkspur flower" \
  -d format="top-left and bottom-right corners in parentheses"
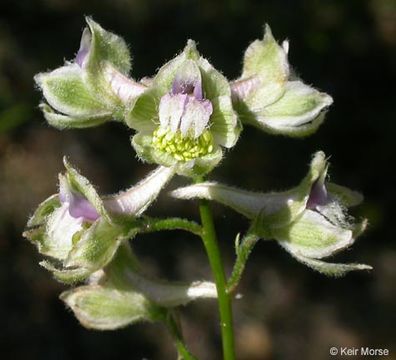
top-left (35, 17), bottom-right (144, 129)
top-left (60, 244), bottom-right (217, 330)
top-left (24, 158), bottom-right (174, 283)
top-left (127, 40), bottom-right (241, 177)
top-left (231, 25), bottom-right (333, 137)
top-left (171, 151), bottom-right (371, 276)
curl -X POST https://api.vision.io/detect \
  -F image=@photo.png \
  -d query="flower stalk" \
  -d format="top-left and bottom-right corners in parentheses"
top-left (198, 198), bottom-right (236, 360)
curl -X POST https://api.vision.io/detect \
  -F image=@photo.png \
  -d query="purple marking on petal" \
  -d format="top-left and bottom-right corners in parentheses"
top-left (172, 76), bottom-right (204, 100)
top-left (76, 49), bottom-right (89, 68)
top-left (75, 28), bottom-right (91, 68)
top-left (201, 98), bottom-right (213, 115)
top-left (171, 77), bottom-right (184, 95)
top-left (193, 78), bottom-right (203, 100)
top-left (306, 180), bottom-right (329, 209)
top-left (68, 193), bottom-right (100, 222)
top-left (59, 185), bottom-right (100, 222)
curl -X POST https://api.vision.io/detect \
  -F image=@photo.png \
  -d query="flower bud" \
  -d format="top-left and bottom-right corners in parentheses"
top-left (231, 25), bottom-right (333, 137)
top-left (60, 285), bottom-right (156, 330)
top-left (171, 152), bottom-right (371, 276)
top-left (60, 243), bottom-right (217, 330)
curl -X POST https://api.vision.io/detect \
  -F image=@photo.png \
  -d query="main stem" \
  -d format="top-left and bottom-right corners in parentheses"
top-left (198, 199), bottom-right (236, 360)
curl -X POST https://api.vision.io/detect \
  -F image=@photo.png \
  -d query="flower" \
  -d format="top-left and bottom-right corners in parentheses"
top-left (171, 151), bottom-right (371, 276)
top-left (60, 244), bottom-right (217, 330)
top-left (24, 158), bottom-right (175, 283)
top-left (35, 17), bottom-right (144, 129)
top-left (127, 40), bottom-right (241, 177)
top-left (231, 25), bottom-right (333, 137)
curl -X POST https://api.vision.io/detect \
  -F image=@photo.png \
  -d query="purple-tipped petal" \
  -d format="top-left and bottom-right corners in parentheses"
top-left (193, 78), bottom-right (203, 100)
top-left (306, 180), bottom-right (329, 209)
top-left (171, 61), bottom-right (204, 100)
top-left (59, 176), bottom-right (100, 222)
top-left (75, 28), bottom-right (91, 68)
top-left (68, 193), bottom-right (100, 222)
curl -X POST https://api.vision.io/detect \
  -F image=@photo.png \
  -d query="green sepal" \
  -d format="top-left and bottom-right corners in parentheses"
top-left (241, 24), bottom-right (289, 84)
top-left (81, 18), bottom-right (132, 109)
top-left (35, 64), bottom-right (111, 117)
top-left (83, 17), bottom-right (131, 76)
top-left (273, 210), bottom-right (356, 259)
top-left (60, 285), bottom-right (156, 330)
top-left (40, 260), bottom-right (91, 284)
top-left (210, 96), bottom-right (241, 148)
top-left (63, 157), bottom-right (111, 222)
top-left (125, 89), bottom-right (160, 131)
top-left (281, 249), bottom-right (372, 277)
top-left (39, 103), bottom-right (112, 130)
top-left (65, 218), bottom-right (139, 271)
top-left (27, 194), bottom-right (60, 227)
top-left (251, 81), bottom-right (333, 136)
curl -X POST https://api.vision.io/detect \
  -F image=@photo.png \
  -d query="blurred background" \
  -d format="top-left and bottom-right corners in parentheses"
top-left (1, 0), bottom-right (395, 359)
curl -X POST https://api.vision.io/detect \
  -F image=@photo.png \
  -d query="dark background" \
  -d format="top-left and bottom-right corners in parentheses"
top-left (1, 0), bottom-right (395, 359)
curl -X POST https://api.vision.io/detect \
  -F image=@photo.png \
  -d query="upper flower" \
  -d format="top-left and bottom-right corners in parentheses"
top-left (127, 40), bottom-right (241, 177)
top-left (35, 17), bottom-right (144, 129)
top-left (231, 25), bottom-right (333, 137)
top-left (24, 158), bottom-right (174, 283)
top-left (171, 152), bottom-right (371, 276)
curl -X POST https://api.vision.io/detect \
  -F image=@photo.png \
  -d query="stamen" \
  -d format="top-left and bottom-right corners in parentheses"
top-left (152, 127), bottom-right (214, 162)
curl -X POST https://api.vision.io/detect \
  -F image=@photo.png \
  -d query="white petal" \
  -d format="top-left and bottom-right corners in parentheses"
top-left (45, 203), bottom-right (84, 260)
top-left (180, 97), bottom-right (212, 138)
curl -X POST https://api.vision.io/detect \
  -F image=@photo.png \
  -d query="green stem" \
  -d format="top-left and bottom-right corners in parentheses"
top-left (164, 310), bottom-right (198, 360)
top-left (141, 217), bottom-right (202, 236)
top-left (227, 231), bottom-right (259, 293)
top-left (198, 199), bottom-right (236, 360)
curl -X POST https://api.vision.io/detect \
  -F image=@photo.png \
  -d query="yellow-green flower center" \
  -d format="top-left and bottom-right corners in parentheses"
top-left (152, 127), bottom-right (214, 162)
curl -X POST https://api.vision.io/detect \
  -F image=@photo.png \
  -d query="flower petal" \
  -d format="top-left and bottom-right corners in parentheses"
top-left (44, 203), bottom-right (84, 260)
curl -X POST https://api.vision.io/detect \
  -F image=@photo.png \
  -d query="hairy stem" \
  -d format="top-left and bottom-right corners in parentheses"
top-left (227, 231), bottom-right (259, 293)
top-left (141, 217), bottom-right (202, 236)
top-left (198, 199), bottom-right (236, 360)
top-left (164, 311), bottom-right (197, 360)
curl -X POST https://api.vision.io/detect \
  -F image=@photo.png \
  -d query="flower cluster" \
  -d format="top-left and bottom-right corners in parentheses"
top-left (26, 17), bottom-right (370, 342)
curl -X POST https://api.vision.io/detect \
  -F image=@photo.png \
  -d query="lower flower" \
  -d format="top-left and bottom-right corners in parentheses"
top-left (171, 151), bottom-right (372, 276)
top-left (24, 158), bottom-right (175, 283)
